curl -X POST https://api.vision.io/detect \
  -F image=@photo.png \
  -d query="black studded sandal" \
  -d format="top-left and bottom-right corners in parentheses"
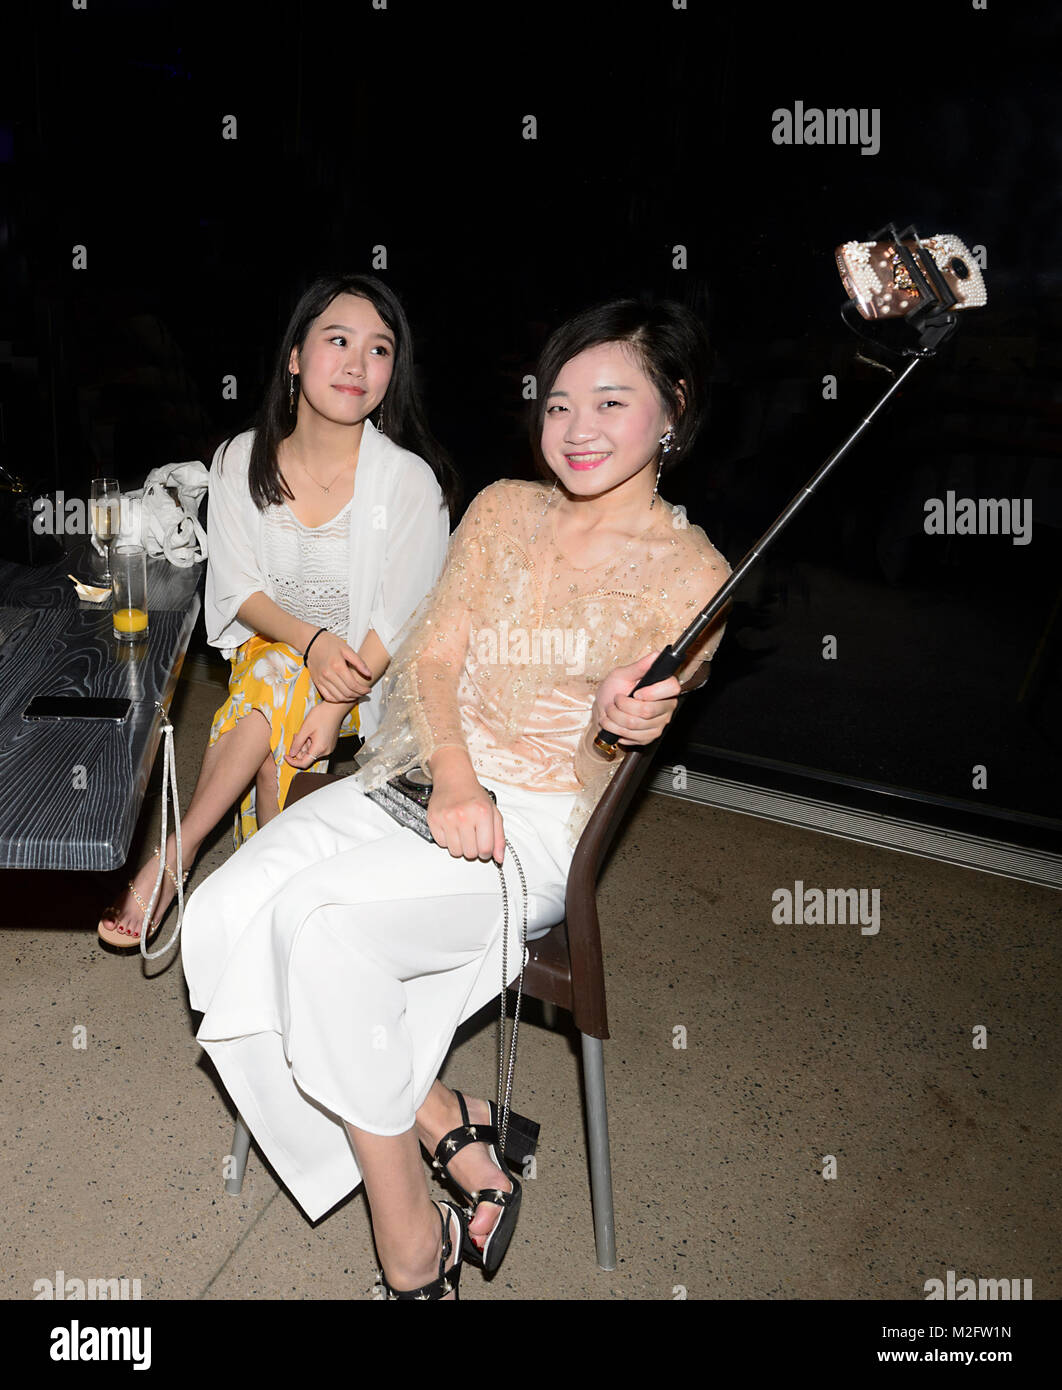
top-left (429, 1089), bottom-right (538, 1275)
top-left (380, 1200), bottom-right (466, 1301)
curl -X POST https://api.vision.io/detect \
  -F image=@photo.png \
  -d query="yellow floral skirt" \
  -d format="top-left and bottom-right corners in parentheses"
top-left (209, 634), bottom-right (361, 847)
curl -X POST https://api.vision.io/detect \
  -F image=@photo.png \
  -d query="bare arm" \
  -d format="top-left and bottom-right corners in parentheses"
top-left (358, 628), bottom-right (392, 686)
top-left (306, 627), bottom-right (393, 724)
top-left (237, 590), bottom-right (319, 655)
top-left (236, 591), bottom-right (374, 702)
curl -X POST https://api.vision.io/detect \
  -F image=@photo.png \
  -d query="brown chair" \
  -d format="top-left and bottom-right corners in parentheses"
top-left (224, 660), bottom-right (712, 1270)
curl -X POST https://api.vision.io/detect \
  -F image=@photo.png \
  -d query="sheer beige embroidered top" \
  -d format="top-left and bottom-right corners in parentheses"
top-left (352, 479), bottom-right (732, 846)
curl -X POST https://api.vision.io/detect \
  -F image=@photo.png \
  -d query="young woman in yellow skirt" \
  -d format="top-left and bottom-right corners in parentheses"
top-left (97, 274), bottom-right (457, 951)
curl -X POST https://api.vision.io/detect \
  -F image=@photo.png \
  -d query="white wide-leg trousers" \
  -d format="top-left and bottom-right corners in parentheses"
top-left (180, 776), bottom-right (576, 1221)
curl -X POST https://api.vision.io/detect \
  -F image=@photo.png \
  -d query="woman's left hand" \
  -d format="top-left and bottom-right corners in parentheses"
top-left (285, 702), bottom-right (348, 768)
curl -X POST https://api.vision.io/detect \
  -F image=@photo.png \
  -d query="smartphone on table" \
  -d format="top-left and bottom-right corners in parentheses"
top-left (22, 696), bottom-right (133, 723)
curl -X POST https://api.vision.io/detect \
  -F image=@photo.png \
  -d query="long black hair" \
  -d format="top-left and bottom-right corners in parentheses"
top-left (225, 273), bottom-right (459, 517)
top-left (528, 297), bottom-right (712, 479)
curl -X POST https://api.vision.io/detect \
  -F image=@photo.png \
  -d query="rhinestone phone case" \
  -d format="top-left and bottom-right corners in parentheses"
top-left (836, 234), bottom-right (987, 320)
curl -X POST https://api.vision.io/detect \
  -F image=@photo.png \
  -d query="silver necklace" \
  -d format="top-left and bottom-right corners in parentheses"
top-left (287, 444), bottom-right (354, 500)
top-left (297, 454), bottom-right (350, 495)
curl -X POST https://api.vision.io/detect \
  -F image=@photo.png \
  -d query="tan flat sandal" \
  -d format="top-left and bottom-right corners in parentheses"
top-left (97, 847), bottom-right (187, 954)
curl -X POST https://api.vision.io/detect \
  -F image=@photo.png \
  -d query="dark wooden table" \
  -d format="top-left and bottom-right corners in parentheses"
top-left (0, 540), bottom-right (203, 870)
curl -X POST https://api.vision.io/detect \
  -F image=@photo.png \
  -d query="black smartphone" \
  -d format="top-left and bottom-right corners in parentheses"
top-left (22, 696), bottom-right (133, 723)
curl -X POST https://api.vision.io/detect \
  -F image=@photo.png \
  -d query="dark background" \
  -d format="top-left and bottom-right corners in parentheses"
top-left (1, 0), bottom-right (1059, 843)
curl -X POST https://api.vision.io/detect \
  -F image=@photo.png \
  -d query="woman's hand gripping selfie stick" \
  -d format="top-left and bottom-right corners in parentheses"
top-left (593, 220), bottom-right (983, 757)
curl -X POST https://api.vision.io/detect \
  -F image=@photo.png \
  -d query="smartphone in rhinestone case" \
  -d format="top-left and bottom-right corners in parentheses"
top-left (836, 234), bottom-right (987, 320)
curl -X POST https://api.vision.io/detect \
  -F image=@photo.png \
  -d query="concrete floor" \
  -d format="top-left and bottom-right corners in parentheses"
top-left (1, 661), bottom-right (1059, 1302)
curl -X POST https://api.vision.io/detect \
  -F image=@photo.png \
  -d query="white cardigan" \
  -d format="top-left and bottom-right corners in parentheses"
top-left (204, 421), bottom-right (450, 740)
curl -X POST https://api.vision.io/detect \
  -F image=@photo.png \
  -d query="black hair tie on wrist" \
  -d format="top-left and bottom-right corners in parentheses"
top-left (302, 627), bottom-right (328, 662)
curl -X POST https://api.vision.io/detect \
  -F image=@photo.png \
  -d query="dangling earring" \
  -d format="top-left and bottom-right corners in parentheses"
top-left (649, 457), bottom-right (663, 508)
top-left (650, 428), bottom-right (675, 509)
top-left (376, 407), bottom-right (385, 436)
top-left (288, 373), bottom-right (296, 414)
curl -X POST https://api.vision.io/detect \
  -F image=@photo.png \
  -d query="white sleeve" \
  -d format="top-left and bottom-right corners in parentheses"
top-left (368, 462), bottom-right (450, 656)
top-left (204, 437), bottom-right (263, 653)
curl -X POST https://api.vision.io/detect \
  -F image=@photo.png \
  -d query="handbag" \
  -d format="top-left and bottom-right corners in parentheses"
top-left (365, 769), bottom-right (528, 1157)
top-left (93, 462), bottom-right (209, 567)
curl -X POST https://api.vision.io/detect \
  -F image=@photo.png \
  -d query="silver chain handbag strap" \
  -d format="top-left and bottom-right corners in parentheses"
top-left (494, 840), bottom-right (528, 1159)
top-left (366, 772), bottom-right (529, 1157)
top-left (141, 700), bottom-right (186, 961)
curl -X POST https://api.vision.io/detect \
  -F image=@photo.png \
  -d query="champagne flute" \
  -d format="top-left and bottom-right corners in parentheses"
top-left (90, 478), bottom-right (121, 583)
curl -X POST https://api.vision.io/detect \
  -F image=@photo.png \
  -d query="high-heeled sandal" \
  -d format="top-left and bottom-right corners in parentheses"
top-left (379, 1200), bottom-right (466, 1301)
top-left (97, 847), bottom-right (188, 953)
top-left (428, 1089), bottom-right (539, 1275)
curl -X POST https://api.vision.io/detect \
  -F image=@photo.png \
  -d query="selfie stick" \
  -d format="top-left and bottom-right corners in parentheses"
top-left (592, 222), bottom-right (969, 758)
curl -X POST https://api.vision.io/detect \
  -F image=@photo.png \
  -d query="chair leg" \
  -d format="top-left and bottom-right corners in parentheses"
top-left (540, 1001), bottom-right (558, 1029)
top-left (225, 1113), bottom-right (251, 1196)
top-left (580, 1033), bottom-right (617, 1271)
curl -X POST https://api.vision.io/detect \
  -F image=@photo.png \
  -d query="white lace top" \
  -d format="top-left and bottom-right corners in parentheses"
top-left (260, 498), bottom-right (353, 636)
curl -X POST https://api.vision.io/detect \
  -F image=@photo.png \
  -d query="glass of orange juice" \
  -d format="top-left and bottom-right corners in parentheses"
top-left (112, 545), bottom-right (149, 642)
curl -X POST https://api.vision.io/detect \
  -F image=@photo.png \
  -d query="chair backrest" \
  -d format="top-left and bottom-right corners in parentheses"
top-left (561, 658), bottom-right (713, 1039)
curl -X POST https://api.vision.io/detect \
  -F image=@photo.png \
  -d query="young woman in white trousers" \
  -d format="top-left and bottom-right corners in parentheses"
top-left (182, 776), bottom-right (577, 1218)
